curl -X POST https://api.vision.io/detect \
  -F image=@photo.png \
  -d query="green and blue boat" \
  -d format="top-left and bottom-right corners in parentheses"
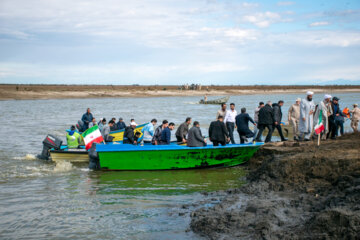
top-left (95, 143), bottom-right (263, 170)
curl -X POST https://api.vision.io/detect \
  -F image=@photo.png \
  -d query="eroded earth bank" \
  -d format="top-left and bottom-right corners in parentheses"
top-left (190, 133), bottom-right (360, 239)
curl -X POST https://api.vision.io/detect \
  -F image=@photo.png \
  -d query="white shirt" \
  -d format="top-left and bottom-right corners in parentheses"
top-left (224, 109), bottom-right (237, 123)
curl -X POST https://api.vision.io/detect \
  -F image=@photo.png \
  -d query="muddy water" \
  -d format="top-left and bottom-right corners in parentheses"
top-left (0, 92), bottom-right (359, 239)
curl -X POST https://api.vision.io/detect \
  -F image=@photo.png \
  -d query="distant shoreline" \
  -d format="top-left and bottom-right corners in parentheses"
top-left (1, 84), bottom-right (360, 100)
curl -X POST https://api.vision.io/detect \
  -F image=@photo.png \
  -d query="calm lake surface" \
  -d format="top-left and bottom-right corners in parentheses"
top-left (0, 92), bottom-right (359, 239)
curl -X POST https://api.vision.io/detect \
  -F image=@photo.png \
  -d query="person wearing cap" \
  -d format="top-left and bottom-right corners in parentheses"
top-left (123, 122), bottom-right (138, 144)
top-left (116, 117), bottom-right (126, 130)
top-left (66, 125), bottom-right (81, 148)
top-left (142, 119), bottom-right (157, 144)
top-left (314, 94), bottom-right (332, 139)
top-left (152, 120), bottom-right (168, 145)
top-left (175, 117), bottom-right (192, 143)
top-left (350, 104), bottom-right (360, 132)
top-left (187, 121), bottom-right (207, 147)
top-left (288, 98), bottom-right (301, 140)
top-left (328, 97), bottom-right (342, 139)
top-left (299, 91), bottom-right (316, 141)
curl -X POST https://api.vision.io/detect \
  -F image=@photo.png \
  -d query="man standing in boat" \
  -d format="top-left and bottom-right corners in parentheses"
top-left (209, 115), bottom-right (230, 146)
top-left (187, 121), bottom-right (207, 147)
top-left (216, 103), bottom-right (227, 120)
top-left (81, 108), bottom-right (94, 130)
top-left (175, 117), bottom-right (191, 143)
top-left (142, 119), bottom-right (157, 144)
top-left (224, 103), bottom-right (237, 144)
top-left (160, 122), bottom-right (175, 145)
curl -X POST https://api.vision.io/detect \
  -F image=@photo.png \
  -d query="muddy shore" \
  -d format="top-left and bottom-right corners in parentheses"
top-left (1, 84), bottom-right (360, 100)
top-left (190, 133), bottom-right (360, 239)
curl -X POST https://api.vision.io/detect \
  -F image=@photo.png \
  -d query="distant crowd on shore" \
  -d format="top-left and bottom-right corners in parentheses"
top-left (65, 92), bottom-right (360, 148)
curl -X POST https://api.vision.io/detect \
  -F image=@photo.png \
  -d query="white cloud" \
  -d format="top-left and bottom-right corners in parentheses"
top-left (243, 11), bottom-right (282, 28)
top-left (267, 31), bottom-right (360, 47)
top-left (309, 21), bottom-right (329, 27)
top-left (242, 2), bottom-right (259, 8)
top-left (277, 1), bottom-right (295, 6)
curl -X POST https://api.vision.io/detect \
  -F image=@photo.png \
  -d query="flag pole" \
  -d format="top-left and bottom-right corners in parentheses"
top-left (317, 133), bottom-right (320, 146)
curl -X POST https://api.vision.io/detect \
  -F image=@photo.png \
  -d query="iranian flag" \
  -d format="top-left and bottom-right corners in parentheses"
top-left (82, 125), bottom-right (104, 150)
top-left (314, 110), bottom-right (325, 134)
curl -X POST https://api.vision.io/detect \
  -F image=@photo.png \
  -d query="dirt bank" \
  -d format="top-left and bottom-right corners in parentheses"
top-left (1, 84), bottom-right (360, 100)
top-left (190, 133), bottom-right (360, 239)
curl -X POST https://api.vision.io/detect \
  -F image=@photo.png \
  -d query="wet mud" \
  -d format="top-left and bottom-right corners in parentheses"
top-left (190, 133), bottom-right (360, 239)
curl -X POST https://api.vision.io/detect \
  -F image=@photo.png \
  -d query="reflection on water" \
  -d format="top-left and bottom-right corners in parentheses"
top-left (0, 92), bottom-right (359, 239)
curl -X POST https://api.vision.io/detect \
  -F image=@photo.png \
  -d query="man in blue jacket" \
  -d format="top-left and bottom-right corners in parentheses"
top-left (160, 122), bottom-right (175, 145)
top-left (81, 108), bottom-right (93, 130)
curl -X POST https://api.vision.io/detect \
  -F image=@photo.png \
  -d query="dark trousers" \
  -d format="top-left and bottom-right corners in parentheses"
top-left (335, 121), bottom-right (344, 136)
top-left (212, 140), bottom-right (226, 146)
top-left (328, 117), bottom-right (337, 139)
top-left (238, 130), bottom-right (254, 144)
top-left (274, 124), bottom-right (286, 141)
top-left (226, 122), bottom-right (235, 144)
top-left (255, 124), bottom-right (273, 143)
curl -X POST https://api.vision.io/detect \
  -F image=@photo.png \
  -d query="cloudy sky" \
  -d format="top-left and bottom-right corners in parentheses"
top-left (0, 0), bottom-right (359, 85)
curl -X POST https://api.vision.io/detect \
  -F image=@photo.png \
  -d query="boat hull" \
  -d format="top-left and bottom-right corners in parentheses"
top-left (97, 143), bottom-right (262, 170)
top-left (50, 149), bottom-right (89, 163)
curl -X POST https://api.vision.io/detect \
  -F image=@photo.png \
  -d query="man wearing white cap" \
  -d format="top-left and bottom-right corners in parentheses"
top-left (350, 103), bottom-right (360, 132)
top-left (313, 94), bottom-right (332, 139)
top-left (288, 98), bottom-right (301, 140)
top-left (299, 91), bottom-right (316, 141)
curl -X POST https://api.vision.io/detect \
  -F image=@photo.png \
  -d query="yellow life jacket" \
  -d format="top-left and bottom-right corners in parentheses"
top-left (66, 132), bottom-right (80, 148)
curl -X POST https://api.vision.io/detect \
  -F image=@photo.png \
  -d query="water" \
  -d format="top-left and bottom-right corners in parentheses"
top-left (0, 92), bottom-right (359, 239)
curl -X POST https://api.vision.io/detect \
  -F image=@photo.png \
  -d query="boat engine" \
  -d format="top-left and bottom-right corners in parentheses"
top-left (89, 143), bottom-right (100, 170)
top-left (38, 134), bottom-right (63, 160)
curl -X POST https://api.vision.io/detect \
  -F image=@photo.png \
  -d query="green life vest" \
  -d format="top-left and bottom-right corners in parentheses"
top-left (67, 132), bottom-right (80, 148)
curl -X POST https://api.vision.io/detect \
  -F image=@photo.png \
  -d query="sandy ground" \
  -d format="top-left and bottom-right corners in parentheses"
top-left (189, 133), bottom-right (360, 239)
top-left (1, 84), bottom-right (360, 100)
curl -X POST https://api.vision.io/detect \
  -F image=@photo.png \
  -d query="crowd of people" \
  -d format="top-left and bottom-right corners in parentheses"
top-left (66, 93), bottom-right (360, 148)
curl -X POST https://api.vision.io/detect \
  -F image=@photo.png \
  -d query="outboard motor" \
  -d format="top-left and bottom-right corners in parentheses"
top-left (89, 143), bottom-right (100, 170)
top-left (38, 134), bottom-right (63, 160)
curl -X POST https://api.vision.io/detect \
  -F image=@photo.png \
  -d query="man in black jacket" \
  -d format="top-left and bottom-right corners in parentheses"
top-left (123, 122), bottom-right (138, 144)
top-left (236, 108), bottom-right (256, 144)
top-left (209, 116), bottom-right (230, 146)
top-left (272, 100), bottom-right (287, 141)
top-left (255, 101), bottom-right (275, 143)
